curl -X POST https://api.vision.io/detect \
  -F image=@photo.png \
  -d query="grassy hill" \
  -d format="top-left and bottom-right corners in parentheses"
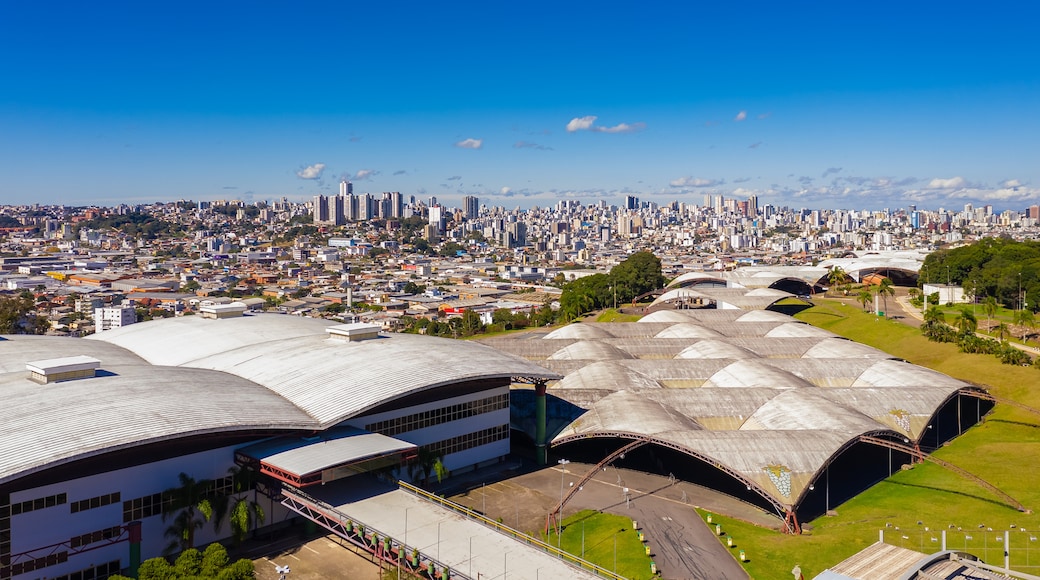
top-left (718, 299), bottom-right (1040, 579)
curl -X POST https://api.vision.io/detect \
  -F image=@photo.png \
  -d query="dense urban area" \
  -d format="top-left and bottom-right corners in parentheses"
top-left (3, 187), bottom-right (1040, 336)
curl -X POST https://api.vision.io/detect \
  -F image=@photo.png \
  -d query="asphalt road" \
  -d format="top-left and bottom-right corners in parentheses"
top-left (447, 463), bottom-right (753, 580)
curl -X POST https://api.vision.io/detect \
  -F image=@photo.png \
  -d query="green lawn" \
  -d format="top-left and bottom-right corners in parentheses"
top-left (596, 309), bottom-right (643, 323)
top-left (703, 299), bottom-right (1040, 580)
top-left (544, 510), bottom-right (655, 580)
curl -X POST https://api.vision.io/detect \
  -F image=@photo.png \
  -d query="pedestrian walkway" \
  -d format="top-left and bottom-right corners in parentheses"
top-left (293, 476), bottom-right (609, 580)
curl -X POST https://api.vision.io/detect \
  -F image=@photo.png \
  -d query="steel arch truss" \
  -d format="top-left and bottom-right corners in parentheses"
top-left (551, 431), bottom-right (802, 533)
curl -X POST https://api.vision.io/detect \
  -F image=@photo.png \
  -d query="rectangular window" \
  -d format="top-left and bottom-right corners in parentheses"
top-left (70, 526), bottom-right (122, 549)
top-left (122, 492), bottom-right (165, 523)
top-left (364, 392), bottom-right (509, 436)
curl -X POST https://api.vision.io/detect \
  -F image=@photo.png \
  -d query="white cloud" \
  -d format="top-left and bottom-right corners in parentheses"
top-left (566, 116), bottom-right (598, 132)
top-left (455, 138), bottom-right (483, 149)
top-left (1003, 179), bottom-right (1022, 188)
top-left (669, 176), bottom-right (720, 188)
top-left (296, 163), bottom-right (325, 180)
top-left (927, 176), bottom-right (967, 189)
top-left (734, 110), bottom-right (747, 122)
top-left (501, 186), bottom-right (511, 195)
top-left (354, 169), bottom-right (377, 181)
top-left (566, 115), bottom-right (645, 133)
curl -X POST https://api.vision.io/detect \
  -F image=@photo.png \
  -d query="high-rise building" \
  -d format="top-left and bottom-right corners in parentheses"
top-left (313, 195), bottom-right (330, 223)
top-left (625, 195), bottom-right (640, 210)
top-left (463, 196), bottom-right (479, 220)
top-left (358, 193), bottom-right (373, 220)
top-left (391, 192), bottom-right (403, 219)
top-left (340, 180), bottom-right (353, 197)
top-left (428, 205), bottom-right (444, 234)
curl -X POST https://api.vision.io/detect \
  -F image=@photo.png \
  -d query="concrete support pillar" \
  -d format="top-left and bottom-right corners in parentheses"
top-left (127, 520), bottom-right (142, 578)
top-left (535, 380), bottom-right (547, 465)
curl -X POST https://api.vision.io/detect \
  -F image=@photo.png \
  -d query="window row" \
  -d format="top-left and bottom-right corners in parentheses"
top-left (0, 550), bottom-right (68, 578)
top-left (6, 492), bottom-right (67, 516)
top-left (425, 424), bottom-right (510, 458)
top-left (366, 393), bottom-right (509, 437)
top-left (70, 526), bottom-right (122, 549)
top-left (122, 492), bottom-right (169, 523)
top-left (50, 559), bottom-right (121, 580)
top-left (70, 492), bottom-right (120, 514)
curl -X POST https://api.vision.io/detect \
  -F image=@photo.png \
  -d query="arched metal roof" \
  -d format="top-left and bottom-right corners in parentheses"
top-left (0, 315), bottom-right (559, 485)
top-left (481, 309), bottom-right (978, 514)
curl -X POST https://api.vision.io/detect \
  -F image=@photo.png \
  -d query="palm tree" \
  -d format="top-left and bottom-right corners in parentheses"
top-left (828, 266), bottom-right (850, 295)
top-left (1014, 308), bottom-right (1035, 343)
top-left (983, 296), bottom-right (999, 326)
top-left (162, 473), bottom-right (215, 554)
top-left (209, 466), bottom-right (266, 545)
top-left (857, 289), bottom-right (873, 312)
top-left (876, 278), bottom-right (895, 317)
top-left (996, 322), bottom-right (1010, 342)
top-left (924, 305), bottom-right (945, 325)
top-left (956, 309), bottom-right (977, 335)
top-left (227, 495), bottom-right (265, 545)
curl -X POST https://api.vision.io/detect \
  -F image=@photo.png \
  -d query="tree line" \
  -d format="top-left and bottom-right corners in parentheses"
top-left (923, 238), bottom-right (1040, 311)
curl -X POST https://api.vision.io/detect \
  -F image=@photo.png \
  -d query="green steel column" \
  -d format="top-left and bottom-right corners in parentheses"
top-left (535, 380), bottom-right (547, 465)
top-left (127, 521), bottom-right (142, 578)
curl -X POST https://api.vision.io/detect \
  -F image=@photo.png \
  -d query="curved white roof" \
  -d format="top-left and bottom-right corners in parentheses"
top-left (1, 315), bottom-right (558, 485)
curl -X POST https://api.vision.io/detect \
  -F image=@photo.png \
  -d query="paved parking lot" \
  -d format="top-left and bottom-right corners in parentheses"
top-left (245, 532), bottom-right (382, 580)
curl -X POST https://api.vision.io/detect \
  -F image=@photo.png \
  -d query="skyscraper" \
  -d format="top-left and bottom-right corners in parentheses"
top-left (463, 196), bottom-right (479, 220)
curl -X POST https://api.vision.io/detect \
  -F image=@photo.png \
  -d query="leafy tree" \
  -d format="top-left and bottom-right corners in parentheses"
top-left (0, 295), bottom-right (49, 334)
top-left (200, 543), bottom-right (230, 577)
top-left (135, 543), bottom-right (254, 580)
top-left (174, 548), bottom-right (203, 576)
top-left (137, 557), bottom-right (176, 580)
top-left (611, 251), bottom-right (665, 302)
top-left (402, 281), bottom-right (426, 294)
top-left (459, 309), bottom-right (484, 336)
top-left (438, 242), bottom-right (464, 257)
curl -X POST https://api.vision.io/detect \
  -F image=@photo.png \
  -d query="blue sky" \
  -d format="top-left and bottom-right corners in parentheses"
top-left (1, 2), bottom-right (1038, 211)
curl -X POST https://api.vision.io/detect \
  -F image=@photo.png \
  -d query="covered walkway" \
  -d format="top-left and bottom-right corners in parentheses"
top-left (285, 476), bottom-right (609, 580)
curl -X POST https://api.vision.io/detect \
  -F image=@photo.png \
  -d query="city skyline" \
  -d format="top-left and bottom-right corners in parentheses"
top-left (2, 2), bottom-right (1038, 211)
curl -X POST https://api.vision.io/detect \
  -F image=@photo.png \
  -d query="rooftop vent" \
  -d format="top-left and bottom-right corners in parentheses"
top-left (200, 302), bottom-right (247, 319)
top-left (326, 323), bottom-right (382, 342)
top-left (26, 355), bottom-right (101, 384)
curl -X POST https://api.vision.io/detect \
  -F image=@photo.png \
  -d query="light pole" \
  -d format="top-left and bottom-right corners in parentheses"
top-left (469, 534), bottom-right (478, 578)
top-left (557, 459), bottom-right (570, 542)
top-left (502, 550), bottom-right (509, 580)
top-left (399, 507), bottom-right (412, 580)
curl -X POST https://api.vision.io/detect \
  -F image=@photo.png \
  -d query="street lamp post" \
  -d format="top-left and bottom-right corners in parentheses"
top-left (557, 459), bottom-right (570, 542)
top-left (399, 507), bottom-right (412, 580)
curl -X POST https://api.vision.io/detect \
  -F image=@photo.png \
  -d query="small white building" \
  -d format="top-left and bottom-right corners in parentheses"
top-left (93, 305), bottom-right (136, 332)
top-left (922, 284), bottom-right (968, 305)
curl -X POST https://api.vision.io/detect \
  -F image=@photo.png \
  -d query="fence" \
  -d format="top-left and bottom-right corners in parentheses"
top-left (398, 480), bottom-right (628, 580)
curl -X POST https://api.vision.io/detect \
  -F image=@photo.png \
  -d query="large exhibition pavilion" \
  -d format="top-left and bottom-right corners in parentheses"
top-left (0, 314), bottom-right (556, 580)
